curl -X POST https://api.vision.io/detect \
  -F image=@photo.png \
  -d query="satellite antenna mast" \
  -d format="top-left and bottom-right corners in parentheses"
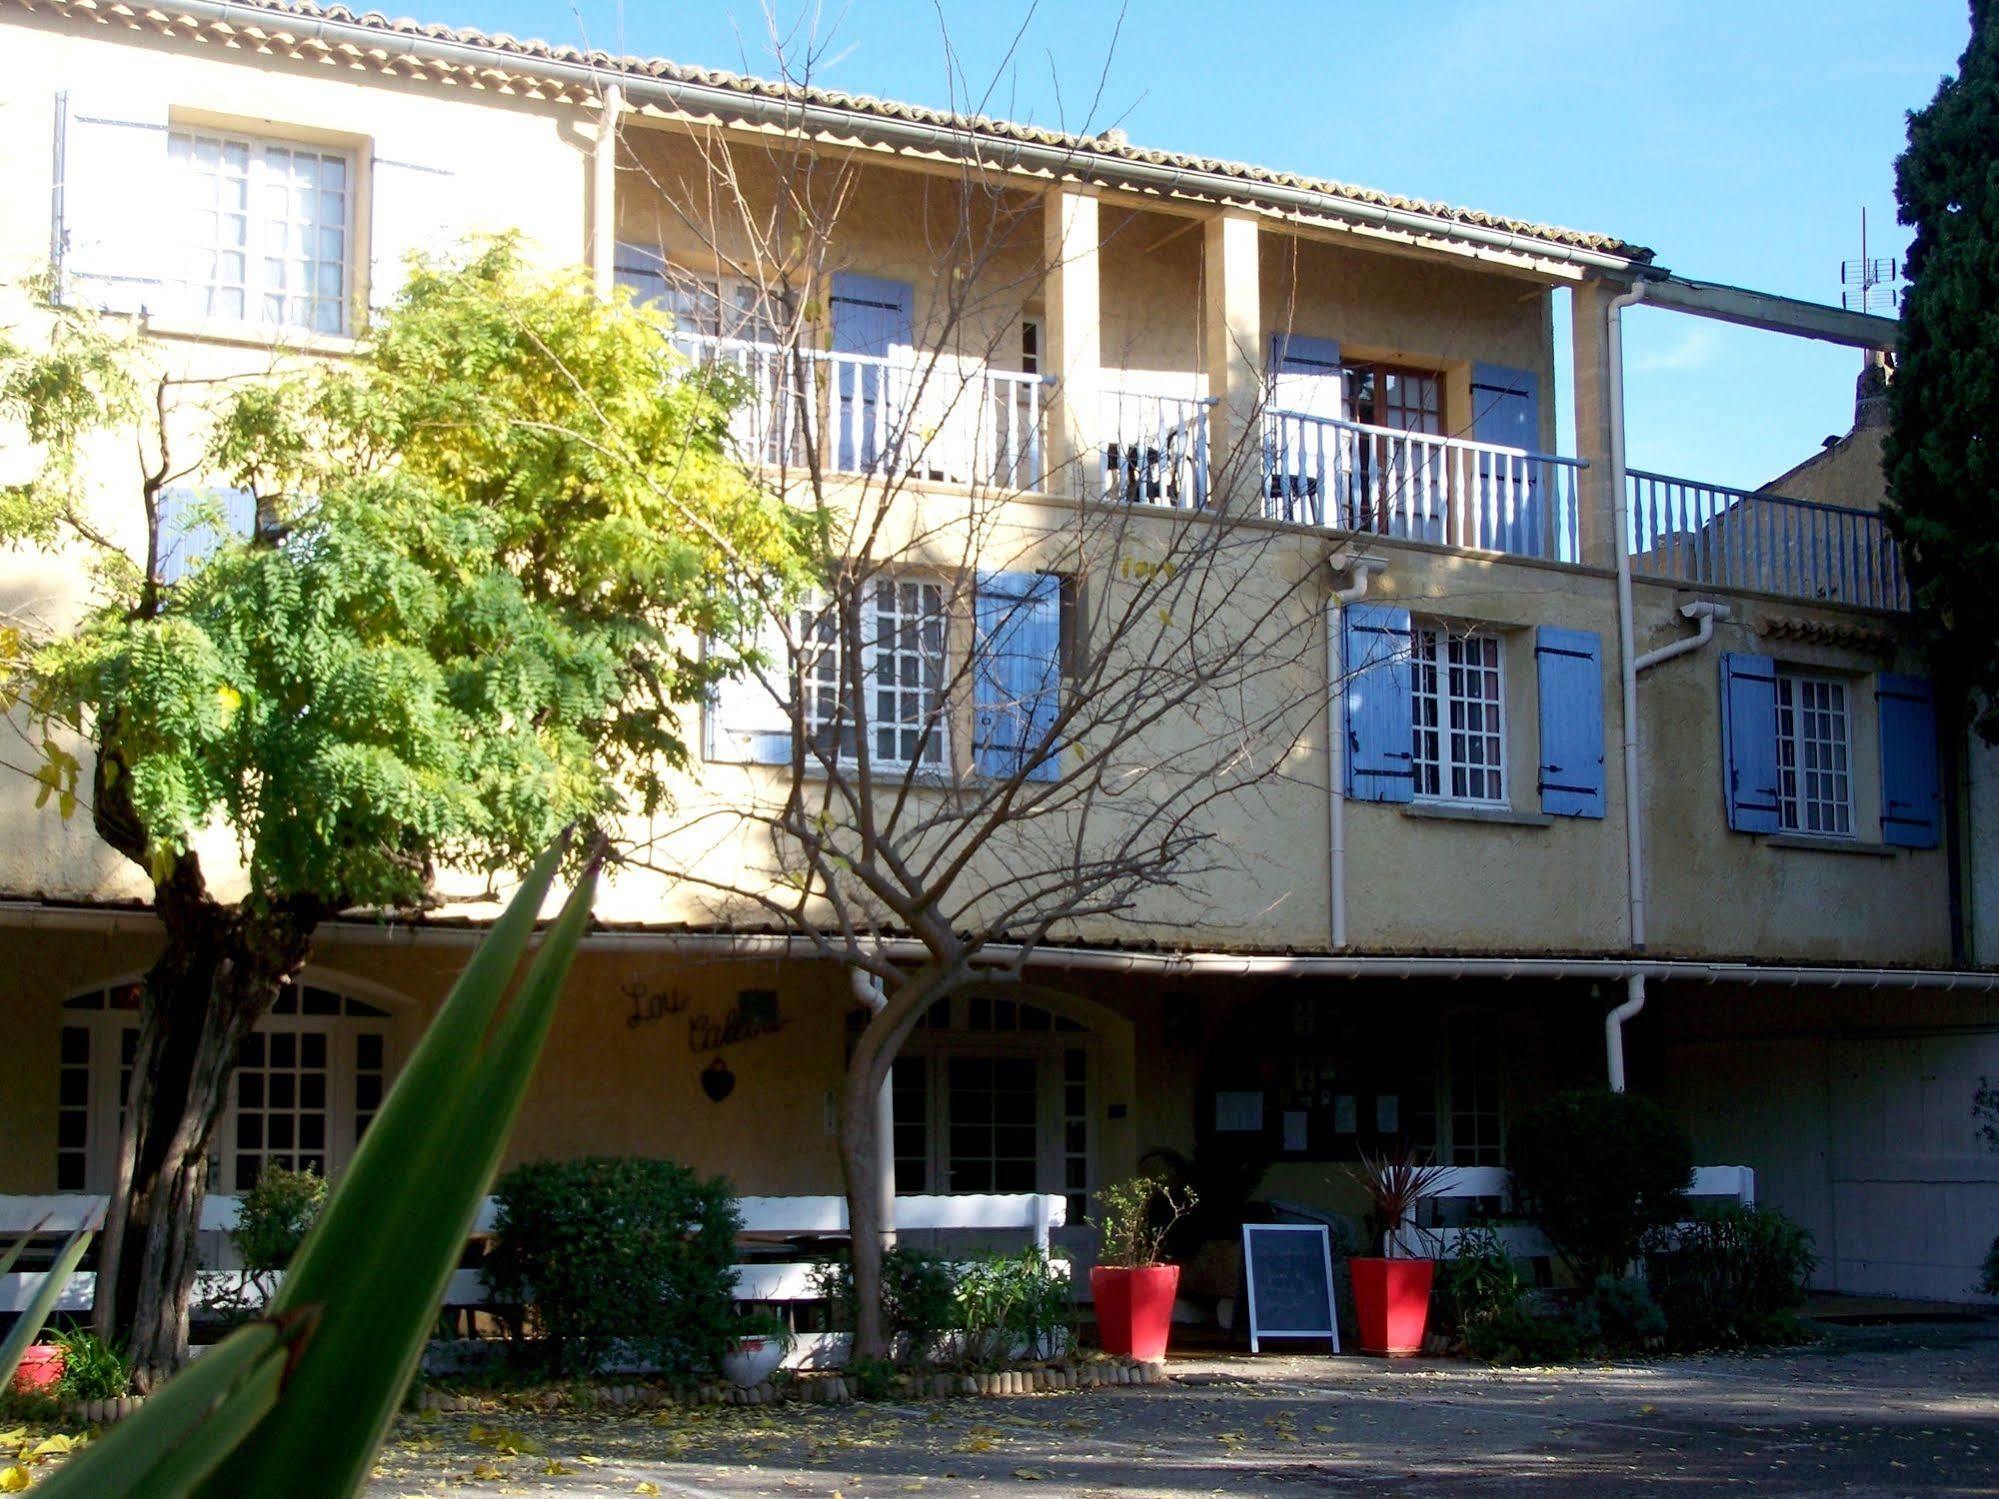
top-left (1840, 206), bottom-right (1900, 316)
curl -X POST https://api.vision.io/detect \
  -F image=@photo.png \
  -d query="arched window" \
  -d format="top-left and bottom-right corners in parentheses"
top-left (57, 978), bottom-right (396, 1194)
top-left (890, 996), bottom-right (1095, 1223)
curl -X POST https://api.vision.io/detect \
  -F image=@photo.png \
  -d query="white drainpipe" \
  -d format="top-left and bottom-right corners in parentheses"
top-left (1326, 553), bottom-right (1390, 950)
top-left (1606, 279), bottom-right (1649, 1087)
top-left (590, 82), bottom-right (625, 300)
top-left (850, 968), bottom-right (897, 1249)
top-left (1635, 599), bottom-right (1730, 674)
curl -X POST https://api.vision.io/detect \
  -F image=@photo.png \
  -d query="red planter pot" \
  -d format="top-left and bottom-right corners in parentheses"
top-left (13, 1343), bottom-right (65, 1393)
top-left (1090, 1264), bottom-right (1180, 1362)
top-left (1350, 1257), bottom-right (1435, 1356)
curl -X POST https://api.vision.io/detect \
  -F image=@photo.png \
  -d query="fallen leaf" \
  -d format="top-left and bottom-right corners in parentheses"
top-left (1011, 1469), bottom-right (1044, 1481)
top-left (635, 1485), bottom-right (661, 1496)
top-left (0, 1468), bottom-right (28, 1494)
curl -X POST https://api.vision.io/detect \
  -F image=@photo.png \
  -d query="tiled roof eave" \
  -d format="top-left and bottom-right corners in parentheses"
top-left (9, 0), bottom-right (1656, 269)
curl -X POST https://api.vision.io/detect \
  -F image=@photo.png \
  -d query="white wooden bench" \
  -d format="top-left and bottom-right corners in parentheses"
top-left (1, 1191), bottom-right (1067, 1315)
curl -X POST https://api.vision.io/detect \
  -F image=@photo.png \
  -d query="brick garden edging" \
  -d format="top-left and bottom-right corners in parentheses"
top-left (62, 1395), bottom-right (145, 1425)
top-left (415, 1357), bottom-right (1170, 1413)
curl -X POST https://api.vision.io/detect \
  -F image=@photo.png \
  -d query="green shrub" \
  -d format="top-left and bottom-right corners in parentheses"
top-left (231, 1166), bottom-right (328, 1276)
top-left (1464, 1301), bottom-right (1592, 1365)
top-left (485, 1157), bottom-right (741, 1379)
top-left (1647, 1204), bottom-right (1816, 1350)
top-left (1508, 1090), bottom-right (1694, 1284)
top-left (814, 1246), bottom-right (958, 1366)
top-left (1587, 1275), bottom-right (1666, 1350)
top-left (53, 1327), bottom-right (131, 1401)
top-left (1432, 1226), bottom-right (1526, 1343)
top-left (953, 1250), bottom-right (1072, 1364)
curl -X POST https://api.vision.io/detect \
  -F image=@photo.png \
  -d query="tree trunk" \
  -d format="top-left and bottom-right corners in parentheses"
top-left (92, 854), bottom-right (317, 1389)
top-left (837, 1047), bottom-right (888, 1362)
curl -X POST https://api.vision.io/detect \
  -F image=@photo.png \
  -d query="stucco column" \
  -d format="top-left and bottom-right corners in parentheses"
top-left (1203, 211), bottom-right (1263, 509)
top-left (1042, 187), bottom-right (1102, 501)
top-left (589, 83), bottom-right (625, 300)
top-left (1569, 277), bottom-right (1618, 568)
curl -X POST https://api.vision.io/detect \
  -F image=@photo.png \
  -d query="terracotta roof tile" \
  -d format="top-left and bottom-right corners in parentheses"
top-left (16, 0), bottom-right (1652, 262)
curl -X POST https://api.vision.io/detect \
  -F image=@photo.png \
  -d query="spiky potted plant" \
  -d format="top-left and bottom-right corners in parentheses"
top-left (1341, 1145), bottom-right (1451, 1356)
top-left (1088, 1174), bottom-right (1196, 1362)
top-left (722, 1307), bottom-right (795, 1387)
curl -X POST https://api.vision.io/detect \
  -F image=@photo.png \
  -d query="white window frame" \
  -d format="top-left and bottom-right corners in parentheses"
top-left (799, 578), bottom-right (949, 771)
top-left (166, 127), bottom-right (354, 336)
top-left (55, 979), bottom-right (393, 1195)
top-left (1410, 625), bottom-right (1507, 807)
top-left (1774, 670), bottom-right (1854, 837)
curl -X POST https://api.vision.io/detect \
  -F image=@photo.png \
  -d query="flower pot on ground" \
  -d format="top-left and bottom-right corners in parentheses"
top-left (12, 1342), bottom-right (63, 1393)
top-left (1341, 1145), bottom-right (1453, 1357)
top-left (722, 1308), bottom-right (794, 1387)
top-left (1089, 1174), bottom-right (1197, 1363)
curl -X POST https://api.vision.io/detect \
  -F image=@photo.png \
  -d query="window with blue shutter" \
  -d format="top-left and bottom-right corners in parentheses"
top-left (830, 273), bottom-right (915, 472)
top-left (973, 571), bottom-right (1063, 782)
top-left (157, 486), bottom-right (257, 585)
top-left (1877, 673), bottom-right (1942, 848)
top-left (1719, 652), bottom-right (1781, 833)
top-left (1534, 626), bottom-right (1605, 818)
top-left (1341, 602), bottom-right (1413, 803)
top-left (368, 151), bottom-right (459, 313)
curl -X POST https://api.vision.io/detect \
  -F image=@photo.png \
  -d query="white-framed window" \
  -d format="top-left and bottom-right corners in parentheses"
top-left (1411, 626), bottom-right (1506, 805)
top-left (800, 579), bottom-right (948, 769)
top-left (1775, 671), bottom-right (1853, 836)
top-left (55, 979), bottom-right (392, 1194)
top-left (614, 244), bottom-right (776, 342)
top-left (1443, 1011), bottom-right (1503, 1168)
top-left (891, 995), bottom-right (1093, 1222)
top-left (166, 128), bottom-right (352, 335)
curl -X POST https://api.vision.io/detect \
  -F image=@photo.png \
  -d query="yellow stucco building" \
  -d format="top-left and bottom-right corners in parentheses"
top-left (1, 0), bottom-right (1994, 1313)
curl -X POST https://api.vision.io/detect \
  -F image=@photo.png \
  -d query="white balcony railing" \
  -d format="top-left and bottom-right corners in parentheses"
top-left (1263, 411), bottom-right (1586, 562)
top-left (671, 333), bottom-right (1049, 493)
top-left (1627, 469), bottom-right (1909, 611)
top-left (1100, 389), bottom-right (1213, 509)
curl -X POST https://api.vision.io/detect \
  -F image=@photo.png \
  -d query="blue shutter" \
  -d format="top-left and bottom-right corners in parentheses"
top-left (1267, 335), bottom-right (1342, 522)
top-left (54, 89), bottom-right (172, 314)
top-left (831, 273), bottom-right (915, 472)
top-left (157, 486), bottom-right (256, 584)
top-left (1534, 626), bottom-right (1605, 818)
top-left (1471, 363), bottom-right (1545, 557)
top-left (703, 612), bottom-right (793, 766)
top-left (973, 572), bottom-right (1063, 782)
top-left (1341, 602), bottom-right (1413, 803)
top-left (369, 151), bottom-right (459, 313)
top-left (1719, 652), bottom-right (1781, 834)
top-left (1877, 673), bottom-right (1941, 848)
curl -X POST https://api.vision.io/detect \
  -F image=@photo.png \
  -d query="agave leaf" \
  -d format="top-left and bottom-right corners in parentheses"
top-left (0, 1221), bottom-right (94, 1388)
top-left (0, 1217), bottom-right (51, 1281)
top-left (198, 846), bottom-right (600, 1498)
top-left (33, 1312), bottom-right (309, 1499)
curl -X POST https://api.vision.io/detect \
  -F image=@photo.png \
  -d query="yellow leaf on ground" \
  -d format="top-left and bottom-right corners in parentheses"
top-left (0, 1469), bottom-right (29, 1494)
top-left (1011, 1469), bottom-right (1044, 1481)
top-left (634, 1484), bottom-right (661, 1496)
top-left (29, 1436), bottom-right (74, 1458)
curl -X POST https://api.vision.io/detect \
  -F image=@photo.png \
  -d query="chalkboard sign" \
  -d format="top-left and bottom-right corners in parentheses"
top-left (1241, 1224), bottom-right (1339, 1353)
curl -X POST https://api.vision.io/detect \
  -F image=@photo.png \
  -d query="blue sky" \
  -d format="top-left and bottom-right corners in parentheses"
top-left (434, 0), bottom-right (1970, 489)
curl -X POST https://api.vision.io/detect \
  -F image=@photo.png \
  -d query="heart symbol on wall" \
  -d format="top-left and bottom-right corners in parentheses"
top-left (701, 1056), bottom-right (736, 1103)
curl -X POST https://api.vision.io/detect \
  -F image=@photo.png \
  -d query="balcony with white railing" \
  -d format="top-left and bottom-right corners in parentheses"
top-left (1627, 470), bottom-right (1909, 612)
top-left (1099, 388), bottom-right (1214, 509)
top-left (672, 332), bottom-right (1051, 493)
top-left (1262, 410), bottom-right (1587, 563)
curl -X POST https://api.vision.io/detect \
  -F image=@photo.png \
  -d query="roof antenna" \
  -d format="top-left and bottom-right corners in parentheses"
top-left (1840, 205), bottom-right (1900, 319)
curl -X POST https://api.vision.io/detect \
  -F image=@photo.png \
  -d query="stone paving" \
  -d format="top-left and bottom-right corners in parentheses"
top-left (358, 1319), bottom-right (1999, 1497)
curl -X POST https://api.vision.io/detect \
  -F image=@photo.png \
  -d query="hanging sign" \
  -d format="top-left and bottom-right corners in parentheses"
top-left (1241, 1223), bottom-right (1339, 1354)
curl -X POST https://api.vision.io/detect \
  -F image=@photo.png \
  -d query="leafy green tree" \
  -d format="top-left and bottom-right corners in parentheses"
top-left (0, 241), bottom-right (808, 1384)
top-left (1886, 0), bottom-right (1999, 742)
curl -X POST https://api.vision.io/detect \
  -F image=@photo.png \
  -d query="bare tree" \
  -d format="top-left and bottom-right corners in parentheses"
top-left (608, 18), bottom-right (1377, 1358)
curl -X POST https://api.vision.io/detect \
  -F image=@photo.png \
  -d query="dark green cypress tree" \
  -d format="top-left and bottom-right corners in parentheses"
top-left (1886, 0), bottom-right (1999, 741)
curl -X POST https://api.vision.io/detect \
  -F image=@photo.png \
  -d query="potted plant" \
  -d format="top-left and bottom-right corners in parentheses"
top-left (1341, 1145), bottom-right (1451, 1356)
top-left (722, 1307), bottom-right (795, 1387)
top-left (1089, 1174), bottom-right (1197, 1362)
